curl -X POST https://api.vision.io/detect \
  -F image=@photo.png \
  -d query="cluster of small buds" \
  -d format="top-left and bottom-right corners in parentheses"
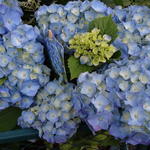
top-left (18, 80), bottom-right (80, 143)
top-left (0, 24), bottom-right (51, 110)
top-left (35, 0), bottom-right (112, 43)
top-left (69, 28), bottom-right (117, 66)
top-left (0, 0), bottom-right (23, 35)
top-left (72, 71), bottom-right (119, 133)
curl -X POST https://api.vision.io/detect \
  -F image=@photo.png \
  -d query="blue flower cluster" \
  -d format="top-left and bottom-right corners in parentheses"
top-left (72, 72), bottom-right (119, 133)
top-left (2, 0), bottom-right (150, 145)
top-left (106, 57), bottom-right (150, 145)
top-left (73, 55), bottom-right (150, 145)
top-left (35, 0), bottom-right (112, 43)
top-left (18, 80), bottom-right (80, 143)
top-left (0, 0), bottom-right (23, 35)
top-left (0, 24), bottom-right (51, 110)
top-left (112, 5), bottom-right (150, 59)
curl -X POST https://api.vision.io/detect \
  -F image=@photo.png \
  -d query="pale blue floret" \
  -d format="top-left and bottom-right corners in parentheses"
top-left (0, 100), bottom-right (9, 110)
top-left (0, 54), bottom-right (11, 67)
top-left (46, 110), bottom-right (59, 123)
top-left (11, 91), bottom-right (22, 103)
top-left (137, 25), bottom-right (150, 36)
top-left (63, 23), bottom-right (76, 36)
top-left (49, 23), bottom-right (63, 35)
top-left (118, 80), bottom-right (129, 91)
top-left (3, 9), bottom-right (22, 31)
top-left (90, 72), bottom-right (104, 86)
top-left (23, 42), bottom-right (43, 54)
top-left (36, 5), bottom-right (48, 18)
top-left (71, 7), bottom-right (80, 16)
top-left (64, 1), bottom-right (80, 11)
top-left (91, 0), bottom-right (107, 13)
top-left (80, 81), bottom-right (97, 97)
top-left (57, 7), bottom-right (67, 17)
top-left (8, 75), bottom-right (17, 86)
top-left (16, 69), bottom-right (30, 80)
top-left (60, 32), bottom-right (72, 42)
top-left (114, 9), bottom-right (127, 22)
top-left (127, 42), bottom-right (141, 56)
top-left (133, 13), bottom-right (143, 23)
top-left (47, 4), bottom-right (58, 13)
top-left (67, 13), bottom-right (78, 24)
top-left (119, 67), bottom-right (131, 80)
top-left (61, 101), bottom-right (72, 112)
top-left (143, 99), bottom-right (150, 112)
top-left (0, 87), bottom-right (10, 97)
top-left (80, 56), bottom-right (90, 65)
top-left (20, 80), bottom-right (40, 97)
top-left (77, 72), bottom-right (89, 83)
top-left (128, 107), bottom-right (146, 126)
top-left (130, 82), bottom-right (144, 93)
top-left (80, 0), bottom-right (90, 12)
top-left (84, 10), bottom-right (96, 22)
top-left (125, 92), bottom-right (138, 106)
top-left (91, 94), bottom-right (109, 112)
top-left (45, 81), bottom-right (59, 95)
top-left (18, 97), bottom-right (34, 108)
top-left (122, 21), bottom-right (136, 33)
top-left (49, 14), bottom-right (60, 23)
top-left (22, 111), bottom-right (35, 124)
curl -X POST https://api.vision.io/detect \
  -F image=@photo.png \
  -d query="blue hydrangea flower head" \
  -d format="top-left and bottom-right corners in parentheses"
top-left (18, 80), bottom-right (80, 143)
top-left (35, 0), bottom-right (112, 43)
top-left (0, 24), bottom-right (51, 110)
top-left (0, 0), bottom-right (23, 35)
top-left (72, 72), bottom-right (118, 133)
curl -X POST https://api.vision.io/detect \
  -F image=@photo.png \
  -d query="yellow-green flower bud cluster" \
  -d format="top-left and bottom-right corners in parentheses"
top-left (69, 28), bottom-right (117, 66)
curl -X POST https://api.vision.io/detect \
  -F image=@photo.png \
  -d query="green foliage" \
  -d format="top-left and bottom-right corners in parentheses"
top-left (60, 124), bottom-right (120, 150)
top-left (19, 0), bottom-right (41, 11)
top-left (88, 15), bottom-right (118, 42)
top-left (111, 50), bottom-right (122, 60)
top-left (68, 56), bottom-right (95, 80)
top-left (113, 0), bottom-right (123, 6)
top-left (0, 77), bottom-right (7, 86)
top-left (132, 0), bottom-right (150, 7)
top-left (0, 107), bottom-right (22, 132)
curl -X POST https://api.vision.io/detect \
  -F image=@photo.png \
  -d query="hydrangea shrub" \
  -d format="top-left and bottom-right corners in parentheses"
top-left (1, 0), bottom-right (150, 146)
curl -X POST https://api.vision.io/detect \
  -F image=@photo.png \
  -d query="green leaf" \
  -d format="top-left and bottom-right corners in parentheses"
top-left (0, 107), bottom-right (22, 132)
top-left (113, 0), bottom-right (123, 6)
top-left (122, 0), bottom-right (132, 6)
top-left (94, 134), bottom-right (107, 141)
top-left (88, 15), bottom-right (118, 42)
top-left (111, 50), bottom-right (121, 60)
top-left (68, 56), bottom-right (95, 80)
top-left (0, 77), bottom-right (7, 86)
